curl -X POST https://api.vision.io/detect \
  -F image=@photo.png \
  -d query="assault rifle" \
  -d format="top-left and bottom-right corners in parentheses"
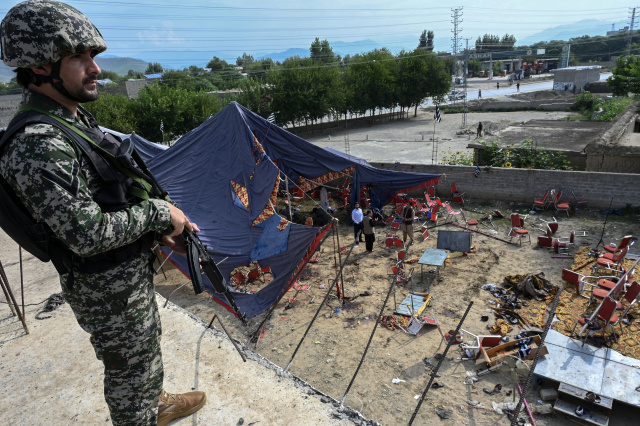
top-left (115, 136), bottom-right (247, 325)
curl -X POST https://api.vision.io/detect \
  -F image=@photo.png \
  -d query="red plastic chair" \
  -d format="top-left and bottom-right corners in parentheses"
top-left (444, 202), bottom-right (462, 223)
top-left (508, 213), bottom-right (531, 245)
top-left (530, 190), bottom-right (550, 211)
top-left (421, 225), bottom-right (429, 241)
top-left (451, 183), bottom-right (465, 205)
top-left (603, 235), bottom-right (633, 254)
top-left (553, 191), bottom-right (571, 218)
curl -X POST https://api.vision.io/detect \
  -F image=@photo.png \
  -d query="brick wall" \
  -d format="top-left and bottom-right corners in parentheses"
top-left (369, 163), bottom-right (640, 209)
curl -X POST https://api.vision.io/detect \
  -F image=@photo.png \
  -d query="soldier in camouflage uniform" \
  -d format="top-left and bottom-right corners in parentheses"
top-left (0, 1), bottom-right (206, 424)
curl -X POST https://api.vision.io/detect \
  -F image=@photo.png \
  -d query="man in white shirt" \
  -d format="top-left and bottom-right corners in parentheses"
top-left (351, 202), bottom-right (364, 245)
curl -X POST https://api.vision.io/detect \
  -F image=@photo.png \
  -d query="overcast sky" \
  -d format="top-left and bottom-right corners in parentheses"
top-left (1, 0), bottom-right (634, 64)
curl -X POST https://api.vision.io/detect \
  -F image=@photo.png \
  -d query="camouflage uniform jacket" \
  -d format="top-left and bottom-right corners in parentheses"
top-left (0, 89), bottom-right (172, 263)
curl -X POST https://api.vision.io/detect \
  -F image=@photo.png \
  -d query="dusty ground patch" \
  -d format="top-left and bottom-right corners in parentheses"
top-left (155, 200), bottom-right (639, 426)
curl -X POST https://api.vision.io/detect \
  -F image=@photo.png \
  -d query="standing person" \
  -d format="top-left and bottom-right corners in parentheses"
top-left (478, 88), bottom-right (482, 98)
top-left (516, 82), bottom-right (520, 92)
top-left (496, 81), bottom-right (500, 90)
top-left (351, 202), bottom-right (364, 245)
top-left (0, 1), bottom-right (206, 425)
top-left (362, 210), bottom-right (376, 252)
top-left (476, 122), bottom-right (483, 139)
top-left (401, 202), bottom-right (415, 244)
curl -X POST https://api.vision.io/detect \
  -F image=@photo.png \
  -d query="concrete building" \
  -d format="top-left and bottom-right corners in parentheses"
top-left (553, 66), bottom-right (602, 92)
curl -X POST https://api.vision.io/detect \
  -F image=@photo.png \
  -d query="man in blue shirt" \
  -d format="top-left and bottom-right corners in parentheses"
top-left (351, 202), bottom-right (364, 245)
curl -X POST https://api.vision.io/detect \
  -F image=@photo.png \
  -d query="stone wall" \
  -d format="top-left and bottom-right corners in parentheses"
top-left (369, 163), bottom-right (640, 209)
top-left (585, 101), bottom-right (640, 173)
top-left (0, 93), bottom-right (21, 127)
top-left (286, 111), bottom-right (404, 137)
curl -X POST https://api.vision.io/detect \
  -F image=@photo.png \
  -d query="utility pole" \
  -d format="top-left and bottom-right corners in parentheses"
top-left (462, 38), bottom-right (471, 128)
top-left (628, 7), bottom-right (637, 56)
top-left (451, 7), bottom-right (463, 104)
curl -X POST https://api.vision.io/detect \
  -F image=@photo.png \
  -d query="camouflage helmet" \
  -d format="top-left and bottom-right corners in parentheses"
top-left (0, 0), bottom-right (107, 68)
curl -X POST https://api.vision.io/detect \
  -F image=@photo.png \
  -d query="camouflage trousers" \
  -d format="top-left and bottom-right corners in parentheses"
top-left (61, 252), bottom-right (163, 425)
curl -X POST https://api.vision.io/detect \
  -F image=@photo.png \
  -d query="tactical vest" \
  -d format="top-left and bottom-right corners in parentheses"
top-left (0, 107), bottom-right (156, 276)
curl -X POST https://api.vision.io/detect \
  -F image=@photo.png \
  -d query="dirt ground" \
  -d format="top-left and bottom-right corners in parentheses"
top-left (155, 200), bottom-right (640, 426)
top-left (154, 94), bottom-right (640, 425)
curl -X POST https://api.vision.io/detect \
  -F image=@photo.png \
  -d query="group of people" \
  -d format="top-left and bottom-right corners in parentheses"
top-left (351, 200), bottom-right (415, 252)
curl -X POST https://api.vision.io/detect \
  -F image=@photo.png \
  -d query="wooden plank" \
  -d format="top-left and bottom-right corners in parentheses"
top-left (559, 382), bottom-right (613, 409)
top-left (553, 398), bottom-right (609, 426)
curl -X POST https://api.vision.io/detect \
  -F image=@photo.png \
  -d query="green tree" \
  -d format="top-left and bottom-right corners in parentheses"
top-left (97, 70), bottom-right (121, 82)
top-left (310, 38), bottom-right (336, 64)
top-left (608, 54), bottom-right (640, 96)
top-left (206, 56), bottom-right (229, 71)
top-left (396, 49), bottom-right (450, 116)
top-left (127, 69), bottom-right (144, 79)
top-left (145, 62), bottom-right (164, 74)
top-left (476, 34), bottom-right (515, 52)
top-left (135, 84), bottom-right (223, 140)
top-left (236, 52), bottom-right (255, 70)
top-left (418, 30), bottom-right (434, 51)
top-left (237, 77), bottom-right (272, 118)
top-left (246, 58), bottom-right (274, 80)
top-left (82, 93), bottom-right (138, 134)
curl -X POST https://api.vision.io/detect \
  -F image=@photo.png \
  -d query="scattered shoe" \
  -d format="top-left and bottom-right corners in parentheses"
top-left (432, 382), bottom-right (445, 389)
top-left (157, 389), bottom-right (207, 426)
top-left (575, 405), bottom-right (584, 417)
top-left (482, 384), bottom-right (503, 395)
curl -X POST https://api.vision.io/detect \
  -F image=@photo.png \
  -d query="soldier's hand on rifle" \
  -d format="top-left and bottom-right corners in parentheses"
top-left (162, 203), bottom-right (199, 254)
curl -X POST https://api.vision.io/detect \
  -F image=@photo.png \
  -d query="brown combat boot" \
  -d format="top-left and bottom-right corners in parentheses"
top-left (157, 389), bottom-right (206, 426)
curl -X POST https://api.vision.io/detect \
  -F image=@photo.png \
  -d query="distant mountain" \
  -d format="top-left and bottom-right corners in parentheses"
top-left (94, 56), bottom-right (148, 76)
top-left (256, 39), bottom-right (388, 62)
top-left (518, 19), bottom-right (627, 46)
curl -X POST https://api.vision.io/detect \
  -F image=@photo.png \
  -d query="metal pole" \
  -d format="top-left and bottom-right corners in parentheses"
top-left (408, 301), bottom-right (473, 425)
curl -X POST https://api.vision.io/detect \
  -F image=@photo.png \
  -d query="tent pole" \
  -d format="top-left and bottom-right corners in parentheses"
top-left (285, 175), bottom-right (292, 221)
top-left (285, 234), bottom-right (355, 372)
top-left (334, 219), bottom-right (344, 301)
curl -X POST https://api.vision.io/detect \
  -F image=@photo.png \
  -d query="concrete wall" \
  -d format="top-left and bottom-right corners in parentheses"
top-left (286, 111), bottom-right (404, 137)
top-left (0, 93), bottom-right (21, 127)
top-left (369, 163), bottom-right (640, 209)
top-left (100, 79), bottom-right (150, 99)
top-left (585, 100), bottom-right (640, 173)
top-left (465, 100), bottom-right (574, 112)
top-left (553, 68), bottom-right (601, 92)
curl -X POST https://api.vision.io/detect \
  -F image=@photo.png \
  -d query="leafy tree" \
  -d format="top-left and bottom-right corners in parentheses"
top-left (237, 77), bottom-right (272, 118)
top-left (467, 59), bottom-right (483, 75)
top-left (476, 34), bottom-right (515, 52)
top-left (145, 62), bottom-right (164, 74)
top-left (134, 84), bottom-right (223, 140)
top-left (82, 93), bottom-right (138, 134)
top-left (493, 61), bottom-right (503, 76)
top-left (396, 49), bottom-right (450, 116)
top-left (127, 69), bottom-right (144, 79)
top-left (440, 56), bottom-right (456, 76)
top-left (97, 70), bottom-right (121, 82)
top-left (206, 56), bottom-right (229, 71)
top-left (607, 54), bottom-right (640, 96)
top-left (246, 58), bottom-right (274, 80)
top-left (418, 30), bottom-right (434, 51)
top-left (310, 38), bottom-right (336, 64)
top-left (236, 52), bottom-right (255, 70)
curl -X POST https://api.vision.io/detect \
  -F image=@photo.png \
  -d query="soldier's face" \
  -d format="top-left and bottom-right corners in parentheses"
top-left (58, 49), bottom-right (102, 102)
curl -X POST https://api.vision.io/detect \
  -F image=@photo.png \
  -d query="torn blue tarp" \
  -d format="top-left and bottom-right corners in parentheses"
top-left (145, 105), bottom-right (324, 318)
top-left (233, 102), bottom-right (441, 209)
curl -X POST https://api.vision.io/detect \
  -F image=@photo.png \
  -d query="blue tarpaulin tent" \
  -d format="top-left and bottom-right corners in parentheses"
top-left (132, 101), bottom-right (440, 319)
top-left (145, 106), bottom-right (327, 319)
top-left (234, 102), bottom-right (441, 209)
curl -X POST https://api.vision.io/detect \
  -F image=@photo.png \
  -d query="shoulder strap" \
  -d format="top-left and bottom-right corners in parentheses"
top-left (11, 107), bottom-right (154, 200)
